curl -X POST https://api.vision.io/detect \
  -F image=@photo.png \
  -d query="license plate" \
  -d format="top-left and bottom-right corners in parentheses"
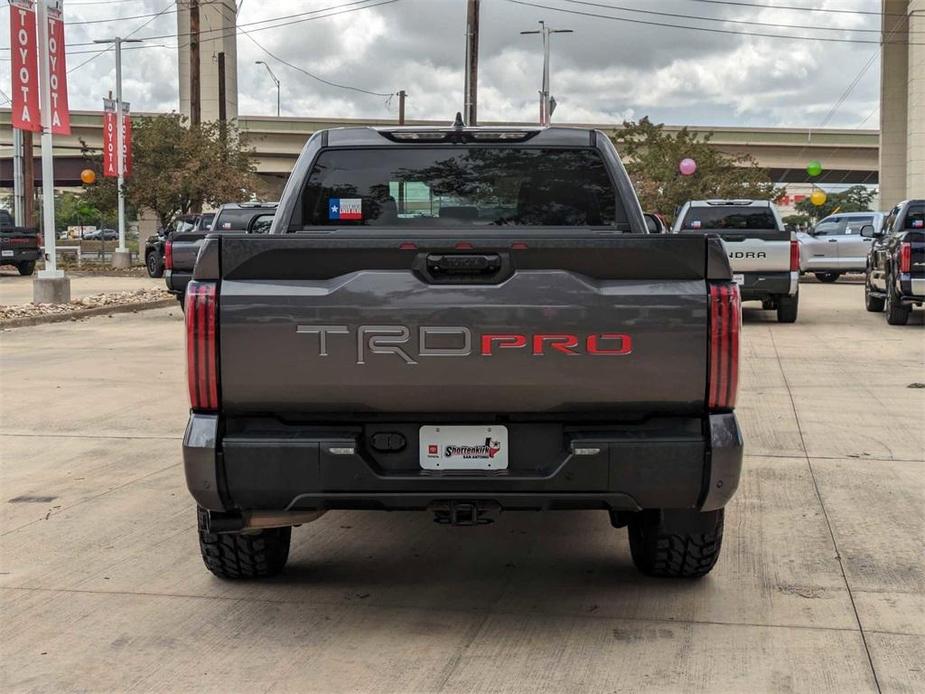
top-left (1, 250), bottom-right (13, 257)
top-left (420, 425), bottom-right (509, 470)
top-left (732, 273), bottom-right (745, 285)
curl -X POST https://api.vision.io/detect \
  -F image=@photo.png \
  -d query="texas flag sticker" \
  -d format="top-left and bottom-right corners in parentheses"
top-left (691, 220), bottom-right (702, 229)
top-left (329, 198), bottom-right (363, 221)
top-left (912, 219), bottom-right (924, 228)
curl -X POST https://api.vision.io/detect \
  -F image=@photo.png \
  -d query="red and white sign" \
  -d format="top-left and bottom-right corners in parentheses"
top-left (45, 3), bottom-right (71, 134)
top-left (102, 99), bottom-right (118, 177)
top-left (122, 106), bottom-right (133, 178)
top-left (9, 0), bottom-right (41, 132)
top-left (103, 99), bottom-right (133, 178)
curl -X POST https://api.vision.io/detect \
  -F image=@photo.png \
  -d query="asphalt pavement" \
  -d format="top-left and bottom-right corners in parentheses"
top-left (0, 281), bottom-right (922, 693)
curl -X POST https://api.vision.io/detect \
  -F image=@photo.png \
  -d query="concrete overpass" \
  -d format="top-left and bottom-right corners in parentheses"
top-left (0, 109), bottom-right (879, 192)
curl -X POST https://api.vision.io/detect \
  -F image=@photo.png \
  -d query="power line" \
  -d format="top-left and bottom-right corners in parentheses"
top-left (67, 0), bottom-right (176, 74)
top-left (2, 0), bottom-right (399, 52)
top-left (557, 0), bottom-right (918, 35)
top-left (680, 0), bottom-right (903, 18)
top-left (503, 0), bottom-right (922, 45)
top-left (237, 18), bottom-right (398, 97)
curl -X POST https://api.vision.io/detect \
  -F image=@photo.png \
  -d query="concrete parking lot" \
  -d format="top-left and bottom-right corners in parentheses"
top-left (0, 271), bottom-right (162, 306)
top-left (1, 281), bottom-right (922, 693)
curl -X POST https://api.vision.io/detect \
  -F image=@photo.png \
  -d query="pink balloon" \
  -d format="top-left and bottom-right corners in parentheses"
top-left (679, 158), bottom-right (697, 176)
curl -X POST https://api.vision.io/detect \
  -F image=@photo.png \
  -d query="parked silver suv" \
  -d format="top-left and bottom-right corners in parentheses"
top-left (797, 211), bottom-right (885, 283)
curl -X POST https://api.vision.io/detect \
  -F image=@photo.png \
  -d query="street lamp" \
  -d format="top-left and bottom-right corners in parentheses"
top-left (255, 61), bottom-right (281, 117)
top-left (520, 21), bottom-right (573, 126)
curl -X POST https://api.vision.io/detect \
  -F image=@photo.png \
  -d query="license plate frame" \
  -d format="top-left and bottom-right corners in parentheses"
top-left (419, 425), bottom-right (509, 471)
top-left (1, 250), bottom-right (14, 257)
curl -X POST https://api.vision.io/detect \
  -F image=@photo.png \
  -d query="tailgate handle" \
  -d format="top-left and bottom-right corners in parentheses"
top-left (723, 234), bottom-right (746, 242)
top-left (426, 253), bottom-right (502, 277)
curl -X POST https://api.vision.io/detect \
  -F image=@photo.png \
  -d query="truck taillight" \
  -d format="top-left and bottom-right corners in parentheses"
top-left (790, 239), bottom-right (800, 272)
top-left (899, 242), bottom-right (912, 273)
top-left (164, 240), bottom-right (173, 270)
top-left (708, 283), bottom-right (740, 411)
top-left (185, 282), bottom-right (219, 411)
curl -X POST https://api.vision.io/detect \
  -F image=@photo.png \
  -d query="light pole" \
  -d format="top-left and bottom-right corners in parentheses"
top-left (520, 21), bottom-right (573, 126)
top-left (256, 61), bottom-right (281, 117)
top-left (94, 36), bottom-right (142, 268)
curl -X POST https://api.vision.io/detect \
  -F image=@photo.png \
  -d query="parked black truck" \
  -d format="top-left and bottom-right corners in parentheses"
top-left (165, 202), bottom-right (276, 304)
top-left (145, 213), bottom-right (214, 278)
top-left (0, 209), bottom-right (41, 276)
top-left (183, 125), bottom-right (744, 581)
top-left (864, 199), bottom-right (925, 325)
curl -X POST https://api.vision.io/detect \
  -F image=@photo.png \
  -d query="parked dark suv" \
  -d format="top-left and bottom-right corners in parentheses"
top-left (864, 199), bottom-right (925, 325)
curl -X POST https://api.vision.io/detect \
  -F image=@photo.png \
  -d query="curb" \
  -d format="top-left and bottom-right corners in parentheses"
top-left (0, 298), bottom-right (176, 330)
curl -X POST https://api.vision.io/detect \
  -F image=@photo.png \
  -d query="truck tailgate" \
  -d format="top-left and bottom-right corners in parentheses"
top-left (214, 234), bottom-right (718, 416)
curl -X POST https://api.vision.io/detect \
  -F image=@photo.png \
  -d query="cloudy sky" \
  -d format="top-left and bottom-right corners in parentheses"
top-left (1, 0), bottom-right (889, 128)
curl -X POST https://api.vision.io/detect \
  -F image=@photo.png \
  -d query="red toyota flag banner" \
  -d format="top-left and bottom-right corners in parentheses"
top-left (9, 0), bottom-right (41, 132)
top-left (122, 104), bottom-right (133, 178)
top-left (45, 2), bottom-right (71, 134)
top-left (103, 99), bottom-right (118, 178)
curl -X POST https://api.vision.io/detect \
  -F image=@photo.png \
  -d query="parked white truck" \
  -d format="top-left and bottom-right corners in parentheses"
top-left (673, 199), bottom-right (799, 323)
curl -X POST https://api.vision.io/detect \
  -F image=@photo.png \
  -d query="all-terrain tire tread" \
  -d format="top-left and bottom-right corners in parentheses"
top-left (197, 508), bottom-right (291, 579)
top-left (629, 509), bottom-right (724, 579)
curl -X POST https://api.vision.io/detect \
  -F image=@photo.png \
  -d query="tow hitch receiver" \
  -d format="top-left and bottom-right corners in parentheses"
top-left (431, 501), bottom-right (499, 526)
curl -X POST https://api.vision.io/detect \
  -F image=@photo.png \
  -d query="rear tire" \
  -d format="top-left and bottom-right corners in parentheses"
top-left (628, 508), bottom-right (724, 578)
top-left (146, 252), bottom-right (164, 278)
top-left (814, 272), bottom-right (839, 283)
top-left (885, 275), bottom-right (910, 325)
top-left (864, 276), bottom-right (884, 312)
top-left (776, 293), bottom-right (799, 323)
top-left (17, 261), bottom-right (35, 276)
top-left (197, 507), bottom-right (291, 580)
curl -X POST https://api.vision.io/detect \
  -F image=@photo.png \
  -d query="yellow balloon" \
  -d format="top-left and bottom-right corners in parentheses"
top-left (80, 169), bottom-right (97, 185)
top-left (810, 190), bottom-right (827, 206)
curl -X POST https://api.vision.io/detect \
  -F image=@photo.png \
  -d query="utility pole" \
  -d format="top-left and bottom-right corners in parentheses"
top-left (33, 0), bottom-right (69, 303)
top-left (520, 21), bottom-right (573, 126)
top-left (190, 0), bottom-right (201, 127)
top-left (398, 90), bottom-right (407, 125)
top-left (218, 52), bottom-right (227, 123)
top-left (464, 0), bottom-right (480, 125)
top-left (94, 36), bottom-right (142, 268)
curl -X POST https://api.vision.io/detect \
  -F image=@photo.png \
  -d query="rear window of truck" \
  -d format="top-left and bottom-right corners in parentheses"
top-left (213, 209), bottom-right (271, 231)
top-left (297, 147), bottom-right (624, 228)
top-left (679, 206), bottom-right (778, 231)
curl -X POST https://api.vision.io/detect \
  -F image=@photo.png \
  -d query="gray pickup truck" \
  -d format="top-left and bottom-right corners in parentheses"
top-left (183, 124), bottom-right (744, 581)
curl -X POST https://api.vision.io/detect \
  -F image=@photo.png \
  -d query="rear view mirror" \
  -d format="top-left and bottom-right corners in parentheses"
top-left (860, 224), bottom-right (875, 238)
top-left (247, 213), bottom-right (275, 234)
top-left (643, 213), bottom-right (664, 234)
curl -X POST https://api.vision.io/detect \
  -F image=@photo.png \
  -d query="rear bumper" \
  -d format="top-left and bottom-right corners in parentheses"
top-left (165, 270), bottom-right (191, 296)
top-left (901, 276), bottom-right (924, 304)
top-left (738, 271), bottom-right (797, 301)
top-left (183, 413), bottom-right (744, 514)
top-left (0, 248), bottom-right (41, 264)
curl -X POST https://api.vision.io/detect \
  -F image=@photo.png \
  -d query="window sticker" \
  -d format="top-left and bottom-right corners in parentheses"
top-left (328, 198), bottom-right (363, 221)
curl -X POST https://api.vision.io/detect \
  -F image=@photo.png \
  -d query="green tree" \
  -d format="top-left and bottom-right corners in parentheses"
top-left (612, 117), bottom-right (782, 224)
top-left (794, 185), bottom-right (877, 220)
top-left (116, 114), bottom-right (260, 228)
